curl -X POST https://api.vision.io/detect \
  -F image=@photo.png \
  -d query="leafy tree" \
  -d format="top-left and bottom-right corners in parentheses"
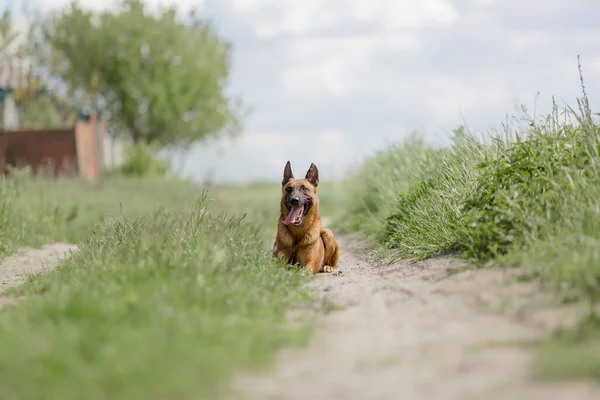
top-left (29, 0), bottom-right (245, 149)
top-left (18, 92), bottom-right (77, 129)
top-left (0, 9), bottom-right (20, 53)
top-left (0, 7), bottom-right (73, 129)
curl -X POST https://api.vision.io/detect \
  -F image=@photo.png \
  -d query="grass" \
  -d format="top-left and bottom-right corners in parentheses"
top-left (332, 131), bottom-right (432, 238)
top-left (333, 63), bottom-right (600, 381)
top-left (0, 171), bottom-right (353, 399)
top-left (0, 166), bottom-right (341, 250)
top-left (0, 169), bottom-right (203, 255)
top-left (536, 314), bottom-right (600, 380)
top-left (200, 180), bottom-right (342, 245)
top-left (0, 170), bottom-right (342, 254)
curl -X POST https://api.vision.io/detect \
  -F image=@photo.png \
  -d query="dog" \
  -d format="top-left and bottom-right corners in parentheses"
top-left (272, 161), bottom-right (340, 274)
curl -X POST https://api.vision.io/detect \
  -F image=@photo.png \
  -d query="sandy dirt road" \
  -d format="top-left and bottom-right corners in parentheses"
top-left (0, 239), bottom-right (597, 400)
top-left (0, 243), bottom-right (78, 309)
top-left (233, 234), bottom-right (600, 400)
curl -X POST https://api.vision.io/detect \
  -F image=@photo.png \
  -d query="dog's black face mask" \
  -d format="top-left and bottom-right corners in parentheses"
top-left (281, 161), bottom-right (319, 226)
top-left (283, 184), bottom-right (314, 225)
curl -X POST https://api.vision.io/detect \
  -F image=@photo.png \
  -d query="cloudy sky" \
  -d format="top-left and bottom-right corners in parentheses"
top-left (10, 0), bottom-right (600, 183)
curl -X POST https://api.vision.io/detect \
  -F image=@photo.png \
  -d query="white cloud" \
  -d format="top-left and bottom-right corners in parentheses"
top-left (281, 33), bottom-right (419, 98)
top-left (506, 30), bottom-right (552, 50)
top-left (589, 57), bottom-right (600, 78)
top-left (470, 0), bottom-right (499, 6)
top-left (226, 0), bottom-right (461, 99)
top-left (178, 130), bottom-right (360, 183)
top-left (227, 0), bottom-right (460, 39)
top-left (37, 0), bottom-right (204, 14)
top-left (420, 76), bottom-right (515, 125)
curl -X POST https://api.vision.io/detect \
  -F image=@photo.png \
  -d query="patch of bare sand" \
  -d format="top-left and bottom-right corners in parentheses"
top-left (0, 243), bottom-right (78, 309)
top-left (231, 235), bottom-right (600, 400)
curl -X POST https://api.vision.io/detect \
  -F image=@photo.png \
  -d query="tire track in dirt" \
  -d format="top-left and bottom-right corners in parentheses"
top-left (232, 232), bottom-right (600, 400)
top-left (0, 243), bottom-right (78, 310)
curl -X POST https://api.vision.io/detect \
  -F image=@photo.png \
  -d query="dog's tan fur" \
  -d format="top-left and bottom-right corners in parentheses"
top-left (272, 161), bottom-right (340, 274)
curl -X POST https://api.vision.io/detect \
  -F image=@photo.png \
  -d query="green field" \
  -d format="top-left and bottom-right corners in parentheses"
top-left (0, 172), bottom-right (348, 399)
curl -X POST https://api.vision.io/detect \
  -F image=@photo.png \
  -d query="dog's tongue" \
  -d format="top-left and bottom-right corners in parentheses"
top-left (284, 205), bottom-right (303, 225)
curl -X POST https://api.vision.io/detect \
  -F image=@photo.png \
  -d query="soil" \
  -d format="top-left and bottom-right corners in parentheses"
top-left (0, 243), bottom-right (78, 309)
top-left (232, 233), bottom-right (600, 400)
top-left (0, 238), bottom-right (598, 400)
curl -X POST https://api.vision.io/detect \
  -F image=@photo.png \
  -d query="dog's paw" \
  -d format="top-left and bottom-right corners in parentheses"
top-left (321, 265), bottom-right (336, 273)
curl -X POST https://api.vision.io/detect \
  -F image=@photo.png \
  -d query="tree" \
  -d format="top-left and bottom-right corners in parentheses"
top-left (0, 9), bottom-right (20, 53)
top-left (0, 7), bottom-right (74, 129)
top-left (18, 92), bottom-right (77, 129)
top-left (29, 0), bottom-right (245, 149)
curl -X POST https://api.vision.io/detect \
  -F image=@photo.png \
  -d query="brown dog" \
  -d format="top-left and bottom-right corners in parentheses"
top-left (272, 161), bottom-right (340, 274)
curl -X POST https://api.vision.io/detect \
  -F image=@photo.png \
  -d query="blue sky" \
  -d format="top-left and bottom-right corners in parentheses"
top-left (12, 0), bottom-right (600, 183)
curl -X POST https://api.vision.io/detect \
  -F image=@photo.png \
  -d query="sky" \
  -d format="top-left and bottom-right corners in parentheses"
top-left (8, 0), bottom-right (600, 183)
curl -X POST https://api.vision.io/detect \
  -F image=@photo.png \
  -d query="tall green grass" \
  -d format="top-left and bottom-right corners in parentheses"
top-left (0, 167), bottom-right (353, 399)
top-left (0, 168), bottom-right (71, 256)
top-left (0, 197), bottom-right (313, 399)
top-left (380, 128), bottom-right (490, 258)
top-left (0, 168), bottom-right (205, 255)
top-left (0, 173), bottom-right (325, 399)
top-left (334, 64), bottom-right (600, 379)
top-left (0, 168), bottom-right (342, 256)
top-left (333, 132), bottom-right (432, 237)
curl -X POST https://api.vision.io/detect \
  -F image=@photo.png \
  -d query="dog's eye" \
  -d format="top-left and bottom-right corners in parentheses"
top-left (286, 186), bottom-right (292, 193)
top-left (301, 186), bottom-right (309, 193)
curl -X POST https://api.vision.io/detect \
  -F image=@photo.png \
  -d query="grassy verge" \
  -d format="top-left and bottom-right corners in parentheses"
top-left (0, 173), bottom-right (342, 398)
top-left (198, 181), bottom-right (342, 245)
top-left (333, 67), bottom-right (600, 380)
top-left (0, 170), bottom-right (342, 255)
top-left (0, 170), bottom-right (203, 255)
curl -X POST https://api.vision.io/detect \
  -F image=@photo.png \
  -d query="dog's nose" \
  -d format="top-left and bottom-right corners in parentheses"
top-left (290, 196), bottom-right (300, 206)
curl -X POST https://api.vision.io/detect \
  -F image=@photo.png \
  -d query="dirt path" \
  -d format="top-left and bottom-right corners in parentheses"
top-left (0, 239), bottom-right (597, 400)
top-left (232, 234), bottom-right (600, 400)
top-left (0, 243), bottom-right (78, 309)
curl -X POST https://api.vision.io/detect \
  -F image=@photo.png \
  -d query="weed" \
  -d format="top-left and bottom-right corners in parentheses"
top-left (336, 58), bottom-right (600, 380)
top-left (381, 127), bottom-right (489, 258)
top-left (333, 132), bottom-right (430, 237)
top-left (0, 197), bottom-right (313, 400)
top-left (535, 314), bottom-right (600, 380)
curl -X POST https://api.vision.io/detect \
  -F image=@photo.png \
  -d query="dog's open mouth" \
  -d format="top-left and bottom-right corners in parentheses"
top-left (283, 203), bottom-right (309, 225)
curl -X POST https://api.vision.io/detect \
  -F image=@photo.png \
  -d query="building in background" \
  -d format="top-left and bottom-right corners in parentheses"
top-left (0, 115), bottom-right (121, 181)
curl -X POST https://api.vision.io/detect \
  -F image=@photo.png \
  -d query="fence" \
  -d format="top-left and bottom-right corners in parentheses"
top-left (0, 117), bottom-right (108, 181)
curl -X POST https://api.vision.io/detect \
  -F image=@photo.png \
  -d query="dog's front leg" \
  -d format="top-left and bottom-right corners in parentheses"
top-left (296, 243), bottom-right (324, 275)
top-left (304, 258), bottom-right (322, 275)
top-left (273, 245), bottom-right (296, 266)
top-left (272, 245), bottom-right (282, 259)
top-left (273, 237), bottom-right (288, 260)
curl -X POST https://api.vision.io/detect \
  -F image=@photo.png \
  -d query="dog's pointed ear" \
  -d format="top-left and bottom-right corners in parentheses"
top-left (282, 161), bottom-right (294, 186)
top-left (305, 163), bottom-right (319, 187)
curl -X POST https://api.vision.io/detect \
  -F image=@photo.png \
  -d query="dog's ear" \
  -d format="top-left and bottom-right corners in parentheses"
top-left (305, 163), bottom-right (319, 187)
top-left (282, 161), bottom-right (294, 186)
